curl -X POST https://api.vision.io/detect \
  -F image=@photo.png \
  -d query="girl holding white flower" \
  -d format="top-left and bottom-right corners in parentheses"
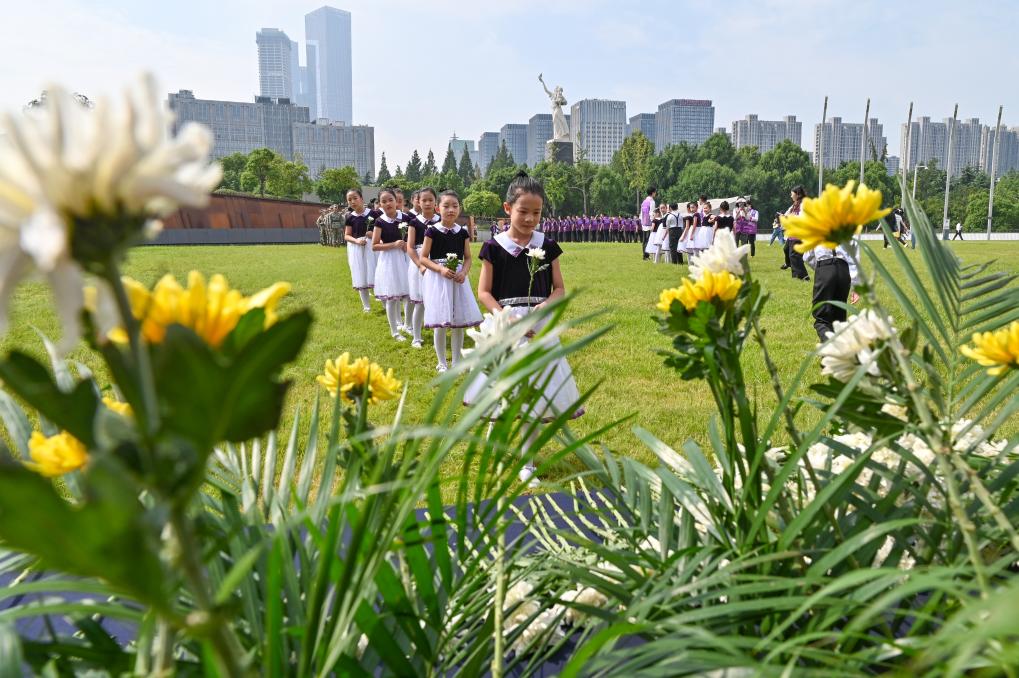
top-left (406, 187), bottom-right (441, 348)
top-left (371, 187), bottom-right (411, 341)
top-left (466, 171), bottom-right (584, 486)
top-left (419, 190), bottom-right (483, 372)
top-left (343, 187), bottom-right (377, 313)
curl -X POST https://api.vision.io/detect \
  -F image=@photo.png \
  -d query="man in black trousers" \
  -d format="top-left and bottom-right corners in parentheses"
top-left (804, 241), bottom-right (859, 340)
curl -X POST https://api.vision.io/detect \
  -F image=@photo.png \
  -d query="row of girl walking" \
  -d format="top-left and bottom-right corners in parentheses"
top-left (342, 174), bottom-right (583, 486)
top-left (644, 194), bottom-right (760, 264)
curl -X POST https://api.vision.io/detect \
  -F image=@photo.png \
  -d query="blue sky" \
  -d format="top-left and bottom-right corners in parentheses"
top-left (2, 0), bottom-right (1017, 169)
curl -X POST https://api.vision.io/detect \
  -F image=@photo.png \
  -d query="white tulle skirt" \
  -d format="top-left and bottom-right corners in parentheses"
top-left (346, 242), bottom-right (376, 290)
top-left (677, 236), bottom-right (691, 254)
top-left (408, 248), bottom-right (425, 304)
top-left (422, 265), bottom-right (483, 329)
top-left (645, 227), bottom-right (665, 254)
top-left (374, 249), bottom-right (409, 301)
top-left (463, 305), bottom-right (584, 421)
top-left (693, 226), bottom-right (714, 250)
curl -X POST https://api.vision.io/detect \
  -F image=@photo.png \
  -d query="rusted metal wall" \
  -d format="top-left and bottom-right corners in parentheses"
top-left (163, 193), bottom-right (325, 230)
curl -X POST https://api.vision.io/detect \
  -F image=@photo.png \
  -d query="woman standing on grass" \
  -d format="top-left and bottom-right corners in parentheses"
top-left (419, 190), bottom-right (483, 373)
top-left (713, 201), bottom-right (735, 244)
top-left (371, 187), bottom-right (411, 341)
top-left (466, 171), bottom-right (584, 488)
top-left (343, 188), bottom-right (377, 313)
top-left (406, 187), bottom-right (441, 349)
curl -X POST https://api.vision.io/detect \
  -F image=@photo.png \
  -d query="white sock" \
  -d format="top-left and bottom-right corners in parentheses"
top-left (358, 289), bottom-right (371, 309)
top-left (402, 299), bottom-right (410, 327)
top-left (385, 299), bottom-right (401, 336)
top-left (433, 328), bottom-right (447, 367)
top-left (412, 304), bottom-right (424, 343)
top-left (451, 328), bottom-right (464, 365)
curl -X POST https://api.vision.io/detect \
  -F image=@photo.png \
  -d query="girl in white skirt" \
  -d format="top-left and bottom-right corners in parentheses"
top-left (676, 201), bottom-right (698, 260)
top-left (467, 171), bottom-right (584, 487)
top-left (406, 188), bottom-right (441, 348)
top-left (419, 190), bottom-right (483, 372)
top-left (371, 187), bottom-right (410, 341)
top-left (692, 203), bottom-right (716, 254)
top-left (343, 187), bottom-right (376, 312)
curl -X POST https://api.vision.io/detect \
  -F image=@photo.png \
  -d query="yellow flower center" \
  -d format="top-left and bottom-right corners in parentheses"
top-left (658, 270), bottom-right (743, 314)
top-left (961, 321), bottom-right (1019, 376)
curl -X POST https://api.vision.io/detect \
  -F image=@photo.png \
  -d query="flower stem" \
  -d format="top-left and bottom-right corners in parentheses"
top-left (104, 263), bottom-right (159, 436)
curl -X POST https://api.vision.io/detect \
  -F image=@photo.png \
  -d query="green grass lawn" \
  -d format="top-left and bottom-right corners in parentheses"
top-left (3, 239), bottom-right (1018, 495)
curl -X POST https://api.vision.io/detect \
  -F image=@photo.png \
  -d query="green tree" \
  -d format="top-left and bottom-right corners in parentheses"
top-left (462, 190), bottom-right (502, 217)
top-left (697, 133), bottom-right (738, 169)
top-left (376, 153), bottom-right (392, 184)
top-left (314, 166), bottom-right (361, 205)
top-left (394, 164), bottom-right (404, 180)
top-left (363, 171), bottom-right (372, 185)
top-left (458, 147), bottom-right (474, 188)
top-left (488, 140), bottom-right (514, 175)
top-left (531, 160), bottom-right (569, 216)
top-left (218, 152), bottom-right (248, 192)
top-left (734, 166), bottom-right (783, 222)
top-left (613, 131), bottom-right (655, 206)
top-left (736, 145), bottom-right (761, 172)
top-left (829, 161), bottom-right (898, 210)
top-left (649, 142), bottom-right (696, 195)
top-left (590, 166), bottom-right (629, 215)
top-left (243, 148), bottom-right (283, 197)
top-left (405, 150), bottom-right (423, 183)
top-left (569, 160), bottom-right (598, 215)
top-left (671, 160), bottom-right (738, 202)
top-left (423, 150), bottom-right (437, 176)
top-left (265, 158), bottom-right (311, 200)
top-left (759, 139), bottom-right (816, 194)
top-left (438, 169), bottom-right (464, 196)
top-left (441, 147), bottom-right (458, 176)
top-left (473, 165), bottom-right (524, 204)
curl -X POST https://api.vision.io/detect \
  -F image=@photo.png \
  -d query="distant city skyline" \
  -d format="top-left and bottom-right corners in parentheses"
top-left (3, 0), bottom-right (1018, 177)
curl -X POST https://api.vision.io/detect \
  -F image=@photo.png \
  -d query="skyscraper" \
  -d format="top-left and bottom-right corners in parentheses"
top-left (570, 99), bottom-right (626, 165)
top-left (730, 115), bottom-right (802, 153)
top-left (527, 114), bottom-right (552, 166)
top-left (900, 116), bottom-right (995, 177)
top-left (305, 6), bottom-right (353, 124)
top-left (479, 132), bottom-right (500, 173)
top-left (256, 28), bottom-right (294, 99)
top-left (499, 124), bottom-right (528, 166)
top-left (814, 117), bottom-right (886, 169)
top-left (449, 134), bottom-right (478, 169)
top-left (627, 113), bottom-right (656, 146)
top-left (654, 99), bottom-right (714, 151)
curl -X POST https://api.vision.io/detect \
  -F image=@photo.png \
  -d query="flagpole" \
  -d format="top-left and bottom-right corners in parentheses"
top-left (986, 105), bottom-right (1004, 240)
top-left (818, 96), bottom-right (828, 196)
top-left (860, 98), bottom-right (870, 187)
top-left (941, 104), bottom-right (958, 240)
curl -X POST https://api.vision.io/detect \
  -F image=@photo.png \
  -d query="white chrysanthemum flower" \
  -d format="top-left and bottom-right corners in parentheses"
top-left (561, 586), bottom-right (608, 625)
top-left (818, 309), bottom-right (897, 382)
top-left (463, 306), bottom-right (520, 356)
top-left (881, 403), bottom-right (909, 421)
top-left (0, 74), bottom-right (221, 350)
top-left (526, 247), bottom-right (546, 260)
top-left (688, 230), bottom-right (751, 280)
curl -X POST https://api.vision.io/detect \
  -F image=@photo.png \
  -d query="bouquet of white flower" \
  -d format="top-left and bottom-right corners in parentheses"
top-left (444, 253), bottom-right (459, 272)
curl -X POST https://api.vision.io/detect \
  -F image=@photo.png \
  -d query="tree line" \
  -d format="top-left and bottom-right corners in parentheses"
top-left (216, 134), bottom-right (1019, 231)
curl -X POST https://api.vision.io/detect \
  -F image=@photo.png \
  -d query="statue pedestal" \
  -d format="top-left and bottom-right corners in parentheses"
top-left (546, 140), bottom-right (574, 165)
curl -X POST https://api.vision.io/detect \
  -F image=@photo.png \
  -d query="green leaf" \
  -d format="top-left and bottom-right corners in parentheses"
top-left (0, 622), bottom-right (24, 678)
top-left (0, 457), bottom-right (167, 608)
top-left (0, 352), bottom-right (99, 447)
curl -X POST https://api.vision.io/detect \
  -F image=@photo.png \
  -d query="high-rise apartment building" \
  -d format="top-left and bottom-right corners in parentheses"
top-left (256, 28), bottom-right (294, 99)
top-left (730, 114), bottom-right (802, 153)
top-left (499, 124), bottom-right (528, 166)
top-left (305, 6), bottom-right (353, 124)
top-left (168, 90), bottom-right (373, 181)
top-left (980, 126), bottom-right (1019, 176)
top-left (654, 99), bottom-right (714, 151)
top-left (900, 116), bottom-right (1011, 176)
top-left (627, 113), bottom-right (656, 146)
top-left (527, 114), bottom-right (552, 166)
top-left (813, 117), bottom-right (886, 169)
top-left (449, 134), bottom-right (478, 169)
top-left (570, 99), bottom-right (626, 165)
top-left (478, 132), bottom-right (500, 173)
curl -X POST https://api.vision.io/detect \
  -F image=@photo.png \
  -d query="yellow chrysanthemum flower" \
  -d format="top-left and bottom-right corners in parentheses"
top-left (105, 271), bottom-right (290, 347)
top-left (317, 352), bottom-right (402, 405)
top-left (658, 271), bottom-right (742, 314)
top-left (102, 395), bottom-right (133, 417)
top-left (781, 181), bottom-right (891, 253)
top-left (26, 431), bottom-right (88, 477)
top-left (961, 321), bottom-right (1019, 376)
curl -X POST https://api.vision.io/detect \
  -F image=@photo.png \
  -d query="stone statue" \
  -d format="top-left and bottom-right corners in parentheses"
top-left (539, 74), bottom-right (570, 142)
